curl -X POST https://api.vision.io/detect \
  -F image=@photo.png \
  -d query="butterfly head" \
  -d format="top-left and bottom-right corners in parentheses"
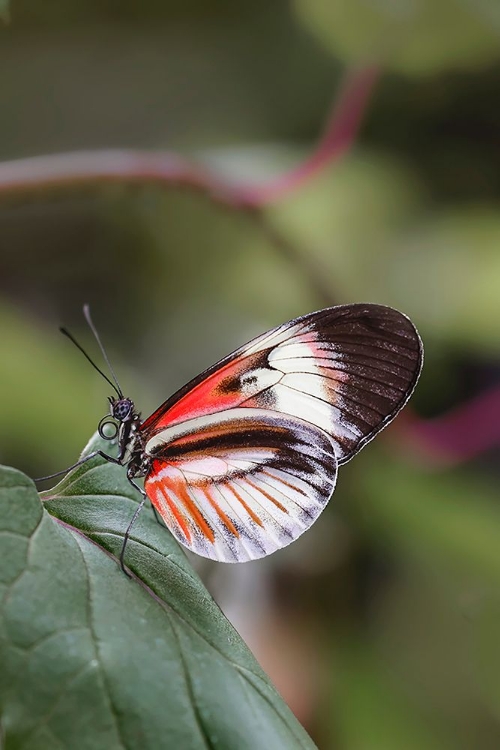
top-left (97, 397), bottom-right (136, 442)
top-left (108, 396), bottom-right (134, 422)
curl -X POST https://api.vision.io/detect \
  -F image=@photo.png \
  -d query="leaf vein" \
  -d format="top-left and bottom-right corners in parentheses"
top-left (235, 666), bottom-right (315, 748)
top-left (74, 535), bottom-right (129, 750)
top-left (1, 512), bottom-right (44, 610)
top-left (169, 620), bottom-right (215, 750)
top-left (19, 662), bottom-right (99, 749)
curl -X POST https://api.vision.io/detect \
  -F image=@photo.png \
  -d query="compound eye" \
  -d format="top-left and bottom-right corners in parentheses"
top-left (98, 417), bottom-right (118, 440)
top-left (113, 399), bottom-right (132, 420)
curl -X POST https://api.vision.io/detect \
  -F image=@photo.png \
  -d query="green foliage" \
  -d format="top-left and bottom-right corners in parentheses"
top-left (294, 0), bottom-right (500, 75)
top-left (331, 637), bottom-right (455, 750)
top-left (0, 436), bottom-right (316, 750)
top-left (0, 303), bottom-right (109, 473)
top-left (2, 2), bottom-right (500, 747)
top-left (269, 157), bottom-right (500, 356)
top-left (349, 456), bottom-right (500, 584)
top-left (389, 208), bottom-right (500, 353)
top-left (268, 152), bottom-right (421, 303)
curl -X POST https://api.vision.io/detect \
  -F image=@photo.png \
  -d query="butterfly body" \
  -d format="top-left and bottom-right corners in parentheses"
top-left (84, 304), bottom-right (422, 566)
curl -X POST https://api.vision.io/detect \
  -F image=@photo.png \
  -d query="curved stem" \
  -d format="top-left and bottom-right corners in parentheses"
top-left (0, 66), bottom-right (380, 209)
top-left (240, 65), bottom-right (381, 205)
top-left (0, 149), bottom-right (248, 206)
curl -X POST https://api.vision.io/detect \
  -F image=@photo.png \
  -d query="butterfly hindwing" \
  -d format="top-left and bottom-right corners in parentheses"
top-left (144, 409), bottom-right (337, 562)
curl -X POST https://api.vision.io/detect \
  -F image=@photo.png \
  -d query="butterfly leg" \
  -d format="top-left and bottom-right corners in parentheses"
top-left (119, 475), bottom-right (148, 576)
top-left (34, 450), bottom-right (122, 482)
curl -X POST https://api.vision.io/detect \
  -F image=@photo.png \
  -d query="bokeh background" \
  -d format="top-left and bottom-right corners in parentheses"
top-left (2, 1), bottom-right (500, 748)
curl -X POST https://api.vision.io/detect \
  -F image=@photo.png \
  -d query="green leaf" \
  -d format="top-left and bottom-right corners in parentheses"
top-left (294, 0), bottom-right (500, 76)
top-left (0, 436), bottom-right (316, 750)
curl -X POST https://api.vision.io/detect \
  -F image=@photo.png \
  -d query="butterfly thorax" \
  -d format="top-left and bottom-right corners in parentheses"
top-left (126, 438), bottom-right (151, 480)
top-left (99, 396), bottom-right (151, 478)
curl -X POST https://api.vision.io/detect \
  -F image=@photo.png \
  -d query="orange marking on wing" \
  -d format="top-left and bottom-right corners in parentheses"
top-left (245, 477), bottom-right (288, 513)
top-left (155, 484), bottom-right (192, 542)
top-left (201, 485), bottom-right (239, 537)
top-left (225, 483), bottom-right (264, 527)
top-left (172, 477), bottom-right (215, 542)
top-left (261, 469), bottom-right (307, 496)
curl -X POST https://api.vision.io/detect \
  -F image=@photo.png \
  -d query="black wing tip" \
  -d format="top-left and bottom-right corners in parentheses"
top-left (327, 304), bottom-right (424, 465)
top-left (301, 301), bottom-right (424, 366)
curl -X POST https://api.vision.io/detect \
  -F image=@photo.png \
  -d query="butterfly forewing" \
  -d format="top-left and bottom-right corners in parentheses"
top-left (141, 304), bottom-right (422, 561)
top-left (142, 304), bottom-right (422, 460)
top-left (144, 409), bottom-right (337, 562)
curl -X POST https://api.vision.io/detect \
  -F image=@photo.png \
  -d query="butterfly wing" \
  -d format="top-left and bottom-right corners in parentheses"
top-left (140, 304), bottom-right (422, 562)
top-left (144, 409), bottom-right (337, 562)
top-left (141, 304), bottom-right (423, 464)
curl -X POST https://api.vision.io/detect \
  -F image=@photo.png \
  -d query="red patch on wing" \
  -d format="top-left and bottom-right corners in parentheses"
top-left (141, 352), bottom-right (264, 434)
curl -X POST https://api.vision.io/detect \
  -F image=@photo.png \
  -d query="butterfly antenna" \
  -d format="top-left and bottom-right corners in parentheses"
top-left (81, 304), bottom-right (124, 398)
top-left (60, 320), bottom-right (122, 398)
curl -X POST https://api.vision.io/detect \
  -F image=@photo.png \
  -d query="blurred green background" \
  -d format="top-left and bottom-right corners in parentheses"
top-left (2, 1), bottom-right (500, 747)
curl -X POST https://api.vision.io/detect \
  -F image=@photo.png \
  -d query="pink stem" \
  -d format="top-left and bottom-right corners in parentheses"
top-left (394, 387), bottom-right (500, 467)
top-left (0, 66), bottom-right (380, 209)
top-left (240, 65), bottom-right (381, 205)
top-left (0, 149), bottom-right (250, 207)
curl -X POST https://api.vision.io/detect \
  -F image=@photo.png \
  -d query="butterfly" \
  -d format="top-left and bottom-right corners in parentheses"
top-left (43, 303), bottom-right (423, 571)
